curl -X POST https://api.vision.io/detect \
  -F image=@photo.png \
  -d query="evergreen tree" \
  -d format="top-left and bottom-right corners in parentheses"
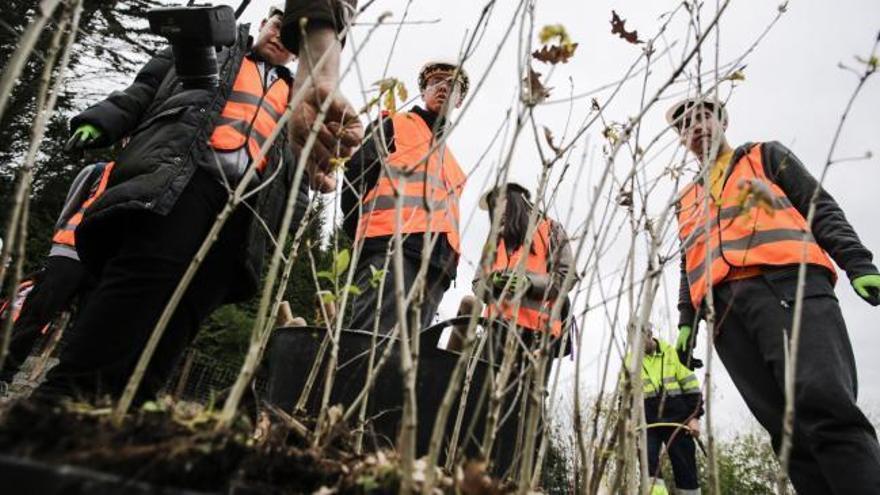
top-left (0, 0), bottom-right (162, 273)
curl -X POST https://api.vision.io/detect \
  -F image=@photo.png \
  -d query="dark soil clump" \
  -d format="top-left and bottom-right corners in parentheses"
top-left (0, 399), bottom-right (350, 493)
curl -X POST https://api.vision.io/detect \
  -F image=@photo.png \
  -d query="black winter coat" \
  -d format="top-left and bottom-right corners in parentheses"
top-left (72, 25), bottom-right (308, 301)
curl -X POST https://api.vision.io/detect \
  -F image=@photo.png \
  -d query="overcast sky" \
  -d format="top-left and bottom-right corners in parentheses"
top-left (228, 0), bottom-right (880, 434)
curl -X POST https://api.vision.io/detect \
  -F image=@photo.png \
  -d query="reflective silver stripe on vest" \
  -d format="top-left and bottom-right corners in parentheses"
top-left (227, 90), bottom-right (283, 121)
top-left (686, 228), bottom-right (813, 286)
top-left (680, 196), bottom-right (793, 251)
top-left (216, 116), bottom-right (269, 147)
top-left (382, 167), bottom-right (449, 190)
top-left (361, 194), bottom-right (461, 233)
top-left (361, 194), bottom-right (449, 214)
top-left (681, 374), bottom-right (699, 390)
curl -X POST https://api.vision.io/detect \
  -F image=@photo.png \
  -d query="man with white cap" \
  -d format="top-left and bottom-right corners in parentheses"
top-left (669, 96), bottom-right (880, 493)
top-left (342, 60), bottom-right (469, 333)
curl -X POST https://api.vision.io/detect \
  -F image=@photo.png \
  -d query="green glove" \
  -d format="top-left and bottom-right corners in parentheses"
top-left (676, 325), bottom-right (693, 352)
top-left (492, 272), bottom-right (530, 295)
top-left (676, 324), bottom-right (703, 370)
top-left (64, 123), bottom-right (102, 152)
top-left (853, 274), bottom-right (880, 306)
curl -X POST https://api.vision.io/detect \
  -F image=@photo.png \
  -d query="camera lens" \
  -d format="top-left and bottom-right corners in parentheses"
top-left (171, 45), bottom-right (220, 89)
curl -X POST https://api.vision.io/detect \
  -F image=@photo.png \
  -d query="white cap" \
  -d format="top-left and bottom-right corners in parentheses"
top-left (665, 96), bottom-right (728, 130)
top-left (418, 59), bottom-right (470, 99)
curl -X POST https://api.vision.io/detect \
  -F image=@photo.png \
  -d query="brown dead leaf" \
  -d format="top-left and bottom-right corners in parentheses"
top-left (735, 177), bottom-right (777, 216)
top-left (616, 188), bottom-right (633, 207)
top-left (610, 10), bottom-right (643, 44)
top-left (532, 42), bottom-right (579, 64)
top-left (522, 68), bottom-right (552, 105)
top-left (543, 126), bottom-right (561, 154)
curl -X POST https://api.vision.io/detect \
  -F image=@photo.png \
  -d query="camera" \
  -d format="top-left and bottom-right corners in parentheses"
top-left (147, 5), bottom-right (236, 89)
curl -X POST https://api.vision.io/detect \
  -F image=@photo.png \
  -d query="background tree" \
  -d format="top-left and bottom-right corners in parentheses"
top-left (0, 0), bottom-right (162, 273)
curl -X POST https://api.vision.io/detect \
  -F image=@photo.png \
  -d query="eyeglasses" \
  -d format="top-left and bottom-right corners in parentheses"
top-left (674, 106), bottom-right (715, 133)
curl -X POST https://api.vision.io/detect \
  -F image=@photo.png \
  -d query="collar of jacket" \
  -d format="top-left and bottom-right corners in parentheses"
top-left (411, 105), bottom-right (448, 137)
top-left (693, 141), bottom-right (759, 186)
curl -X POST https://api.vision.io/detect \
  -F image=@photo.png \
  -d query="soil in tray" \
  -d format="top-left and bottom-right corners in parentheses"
top-left (0, 398), bottom-right (352, 493)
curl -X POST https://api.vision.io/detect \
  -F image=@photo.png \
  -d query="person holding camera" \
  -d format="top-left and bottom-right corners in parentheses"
top-left (669, 96), bottom-right (880, 493)
top-left (39, 2), bottom-right (361, 402)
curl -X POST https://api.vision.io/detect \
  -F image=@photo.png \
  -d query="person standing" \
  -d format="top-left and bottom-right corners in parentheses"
top-left (635, 326), bottom-right (702, 495)
top-left (669, 96), bottom-right (880, 494)
top-left (474, 183), bottom-right (574, 353)
top-left (342, 60), bottom-right (469, 333)
top-left (0, 162), bottom-right (111, 387)
top-left (38, 3), bottom-right (361, 402)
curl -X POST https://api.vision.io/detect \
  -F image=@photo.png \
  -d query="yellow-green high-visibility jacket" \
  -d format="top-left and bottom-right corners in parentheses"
top-left (626, 339), bottom-right (703, 423)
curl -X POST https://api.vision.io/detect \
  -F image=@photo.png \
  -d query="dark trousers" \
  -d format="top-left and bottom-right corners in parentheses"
top-left (349, 251), bottom-right (450, 334)
top-left (39, 170), bottom-right (248, 403)
top-left (647, 425), bottom-right (699, 490)
top-left (713, 267), bottom-right (880, 495)
top-left (1, 256), bottom-right (92, 382)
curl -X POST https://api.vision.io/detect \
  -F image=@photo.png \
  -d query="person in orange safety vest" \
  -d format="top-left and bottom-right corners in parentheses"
top-left (36, 4), bottom-right (353, 403)
top-left (0, 162), bottom-right (110, 388)
top-left (342, 60), bottom-right (469, 334)
top-left (669, 96), bottom-right (880, 494)
top-left (473, 182), bottom-right (574, 357)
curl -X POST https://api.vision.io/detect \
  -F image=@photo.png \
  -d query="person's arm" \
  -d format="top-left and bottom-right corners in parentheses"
top-left (70, 49), bottom-right (174, 147)
top-left (53, 164), bottom-right (100, 230)
top-left (283, 1), bottom-right (363, 193)
top-left (763, 141), bottom-right (879, 281)
top-left (340, 116), bottom-right (394, 239)
top-left (529, 220), bottom-right (574, 300)
top-left (678, 251), bottom-right (697, 328)
top-left (674, 351), bottom-right (704, 419)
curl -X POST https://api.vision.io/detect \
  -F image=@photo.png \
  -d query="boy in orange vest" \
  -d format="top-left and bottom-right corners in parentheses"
top-left (342, 60), bottom-right (469, 334)
top-left (669, 97), bottom-right (880, 493)
top-left (38, 3), bottom-right (359, 403)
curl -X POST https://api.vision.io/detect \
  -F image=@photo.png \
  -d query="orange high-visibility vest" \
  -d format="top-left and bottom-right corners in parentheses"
top-left (209, 58), bottom-right (290, 172)
top-left (355, 112), bottom-right (466, 252)
top-left (485, 219), bottom-right (563, 336)
top-left (677, 143), bottom-right (836, 308)
top-left (52, 162), bottom-right (116, 248)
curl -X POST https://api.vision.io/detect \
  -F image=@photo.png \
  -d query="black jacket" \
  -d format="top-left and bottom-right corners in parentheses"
top-left (71, 25), bottom-right (310, 301)
top-left (341, 106), bottom-right (459, 280)
top-left (678, 141), bottom-right (879, 327)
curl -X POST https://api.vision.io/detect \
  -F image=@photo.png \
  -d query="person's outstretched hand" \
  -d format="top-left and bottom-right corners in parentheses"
top-left (64, 124), bottom-right (102, 152)
top-left (289, 26), bottom-right (364, 193)
top-left (290, 83), bottom-right (362, 193)
top-left (853, 274), bottom-right (880, 306)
